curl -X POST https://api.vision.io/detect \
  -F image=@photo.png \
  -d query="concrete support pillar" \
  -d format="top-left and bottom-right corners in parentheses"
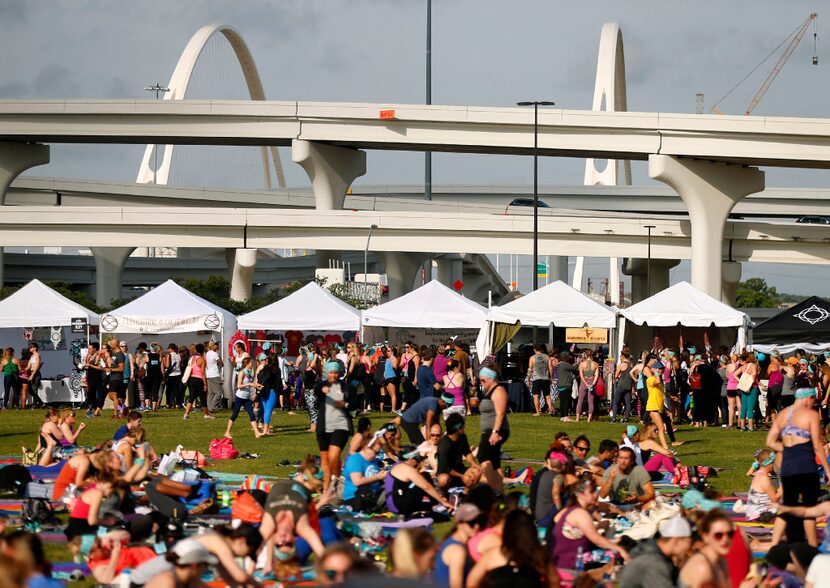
top-left (435, 256), bottom-right (463, 289)
top-left (226, 248), bottom-right (258, 302)
top-left (292, 139), bottom-right (366, 211)
top-left (378, 252), bottom-right (431, 300)
top-left (622, 258), bottom-right (680, 304)
top-left (722, 261), bottom-right (742, 306)
top-left (609, 257), bottom-right (621, 305)
top-left (91, 247), bottom-right (135, 307)
top-left (0, 142), bottom-right (50, 205)
top-left (648, 155), bottom-right (764, 298)
top-left (0, 142), bottom-right (50, 288)
top-left (549, 256), bottom-right (569, 284)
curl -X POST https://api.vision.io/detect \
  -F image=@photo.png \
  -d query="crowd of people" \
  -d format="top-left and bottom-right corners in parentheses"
top-left (10, 332), bottom-right (830, 587)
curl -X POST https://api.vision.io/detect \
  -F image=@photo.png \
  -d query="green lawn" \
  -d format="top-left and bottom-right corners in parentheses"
top-left (6, 408), bottom-right (763, 496)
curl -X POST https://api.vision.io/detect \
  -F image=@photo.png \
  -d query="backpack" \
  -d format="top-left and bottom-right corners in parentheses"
top-left (22, 497), bottom-right (58, 526)
top-left (231, 490), bottom-right (264, 524)
top-left (0, 464), bottom-right (32, 497)
top-left (209, 438), bottom-right (239, 460)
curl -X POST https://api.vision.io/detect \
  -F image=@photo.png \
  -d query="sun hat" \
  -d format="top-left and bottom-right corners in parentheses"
top-left (659, 516), bottom-right (692, 538)
top-left (454, 503), bottom-right (482, 524)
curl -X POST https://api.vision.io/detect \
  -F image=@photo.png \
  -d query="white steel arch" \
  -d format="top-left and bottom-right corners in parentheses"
top-left (584, 22), bottom-right (632, 187)
top-left (136, 24), bottom-right (285, 188)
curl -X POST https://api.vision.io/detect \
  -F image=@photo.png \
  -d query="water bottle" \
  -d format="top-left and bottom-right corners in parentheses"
top-left (221, 490), bottom-right (231, 508)
top-left (575, 547), bottom-right (585, 572)
top-left (118, 569), bottom-right (131, 588)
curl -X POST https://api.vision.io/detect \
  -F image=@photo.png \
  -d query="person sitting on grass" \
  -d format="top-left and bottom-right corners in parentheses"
top-left (599, 447), bottom-right (655, 512)
top-left (113, 427), bottom-right (154, 482)
top-left (58, 408), bottom-right (86, 447)
top-left (436, 414), bottom-right (479, 490)
top-left (36, 408), bottom-right (64, 466)
top-left (342, 438), bottom-right (387, 513)
top-left (112, 409), bottom-right (142, 441)
top-left (64, 470), bottom-right (118, 540)
top-left (745, 449), bottom-right (779, 523)
top-left (625, 423), bottom-right (678, 474)
top-left (388, 445), bottom-right (454, 517)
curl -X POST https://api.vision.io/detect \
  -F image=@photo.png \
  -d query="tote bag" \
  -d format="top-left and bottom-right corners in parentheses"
top-left (737, 371), bottom-right (754, 393)
top-left (181, 357), bottom-right (193, 384)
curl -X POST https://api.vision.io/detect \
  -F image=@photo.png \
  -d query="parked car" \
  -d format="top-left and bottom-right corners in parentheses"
top-left (504, 198), bottom-right (551, 214)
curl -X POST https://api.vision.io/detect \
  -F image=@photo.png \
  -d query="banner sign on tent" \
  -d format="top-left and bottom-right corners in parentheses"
top-left (70, 317), bottom-right (87, 334)
top-left (101, 314), bottom-right (222, 334)
top-left (565, 327), bottom-right (608, 344)
top-left (364, 326), bottom-right (479, 348)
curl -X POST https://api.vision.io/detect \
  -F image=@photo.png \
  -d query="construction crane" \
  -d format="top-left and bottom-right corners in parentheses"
top-left (710, 13), bottom-right (818, 116)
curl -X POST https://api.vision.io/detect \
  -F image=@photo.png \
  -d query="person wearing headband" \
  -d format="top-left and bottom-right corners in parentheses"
top-left (767, 372), bottom-right (830, 547)
top-left (388, 445), bottom-right (454, 516)
top-left (734, 352), bottom-right (760, 432)
top-left (313, 359), bottom-right (356, 493)
top-left (745, 449), bottom-right (778, 523)
top-left (395, 392), bottom-right (454, 446)
top-left (224, 356), bottom-right (262, 440)
top-left (476, 365), bottom-right (510, 492)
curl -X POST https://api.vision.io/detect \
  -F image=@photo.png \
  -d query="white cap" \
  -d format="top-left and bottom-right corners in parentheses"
top-left (172, 539), bottom-right (218, 565)
top-left (659, 516), bottom-right (692, 538)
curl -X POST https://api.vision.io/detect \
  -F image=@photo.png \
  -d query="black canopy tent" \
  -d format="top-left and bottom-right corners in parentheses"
top-left (752, 296), bottom-right (830, 354)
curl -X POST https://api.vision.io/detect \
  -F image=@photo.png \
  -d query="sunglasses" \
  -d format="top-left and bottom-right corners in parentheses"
top-left (574, 446), bottom-right (589, 452)
top-left (711, 529), bottom-right (735, 541)
top-left (275, 540), bottom-right (295, 548)
top-left (430, 433), bottom-right (441, 438)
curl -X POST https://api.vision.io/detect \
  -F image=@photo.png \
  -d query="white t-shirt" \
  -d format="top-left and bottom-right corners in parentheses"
top-left (807, 554), bottom-right (830, 586)
top-left (336, 351), bottom-right (349, 366)
top-left (168, 352), bottom-right (181, 377)
top-left (205, 350), bottom-right (221, 379)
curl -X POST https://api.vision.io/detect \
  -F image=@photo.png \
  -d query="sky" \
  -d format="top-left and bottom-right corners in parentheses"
top-left (1, 0), bottom-right (829, 295)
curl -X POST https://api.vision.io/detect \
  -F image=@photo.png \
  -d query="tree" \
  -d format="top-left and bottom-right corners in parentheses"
top-left (735, 277), bottom-right (780, 308)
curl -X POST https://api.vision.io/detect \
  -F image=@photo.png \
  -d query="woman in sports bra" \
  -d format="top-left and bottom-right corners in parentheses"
top-left (575, 351), bottom-right (599, 423)
top-left (182, 343), bottom-right (209, 420)
top-left (442, 360), bottom-right (466, 417)
top-left (37, 408), bottom-right (65, 466)
top-left (678, 510), bottom-right (735, 588)
top-left (767, 373), bottom-right (830, 546)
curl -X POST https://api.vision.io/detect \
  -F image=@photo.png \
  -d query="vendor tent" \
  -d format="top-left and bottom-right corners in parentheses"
top-left (362, 280), bottom-right (487, 329)
top-left (0, 279), bottom-right (99, 328)
top-left (618, 281), bottom-right (749, 350)
top-left (751, 296), bottom-right (830, 354)
top-left (476, 280), bottom-right (617, 360)
top-left (100, 279), bottom-right (235, 337)
top-left (488, 280), bottom-right (617, 328)
top-left (237, 282), bottom-right (361, 332)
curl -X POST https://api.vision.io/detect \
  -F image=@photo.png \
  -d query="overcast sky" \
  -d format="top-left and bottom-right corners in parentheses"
top-left (2, 0), bottom-right (829, 295)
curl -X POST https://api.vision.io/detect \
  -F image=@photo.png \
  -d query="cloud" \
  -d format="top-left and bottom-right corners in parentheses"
top-left (0, 0), bottom-right (29, 25)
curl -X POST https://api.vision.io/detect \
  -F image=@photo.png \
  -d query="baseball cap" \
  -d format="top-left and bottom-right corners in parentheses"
top-left (785, 357), bottom-right (799, 365)
top-left (172, 539), bottom-right (218, 566)
top-left (659, 516), bottom-right (692, 538)
top-left (454, 503), bottom-right (482, 524)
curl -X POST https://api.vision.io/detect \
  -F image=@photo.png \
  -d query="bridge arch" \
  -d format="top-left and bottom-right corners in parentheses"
top-left (584, 22), bottom-right (631, 187)
top-left (136, 24), bottom-right (285, 188)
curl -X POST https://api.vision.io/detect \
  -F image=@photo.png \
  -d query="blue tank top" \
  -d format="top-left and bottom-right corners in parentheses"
top-left (384, 359), bottom-right (397, 380)
top-left (434, 537), bottom-right (469, 587)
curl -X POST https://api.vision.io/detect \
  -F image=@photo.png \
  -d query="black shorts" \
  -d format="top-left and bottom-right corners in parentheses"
top-left (400, 419), bottom-right (424, 445)
top-left (109, 379), bottom-right (126, 399)
top-left (726, 389), bottom-right (739, 398)
top-left (478, 429), bottom-right (510, 470)
top-left (531, 379), bottom-right (551, 396)
top-left (383, 377), bottom-right (399, 388)
top-left (317, 429), bottom-right (349, 451)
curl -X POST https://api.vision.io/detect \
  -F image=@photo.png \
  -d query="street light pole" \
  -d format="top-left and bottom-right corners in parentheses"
top-left (364, 224), bottom-right (378, 305)
top-left (516, 100), bottom-right (555, 292)
top-left (645, 224), bottom-right (656, 296)
top-left (144, 83), bottom-right (169, 186)
top-left (425, 0), bottom-right (432, 201)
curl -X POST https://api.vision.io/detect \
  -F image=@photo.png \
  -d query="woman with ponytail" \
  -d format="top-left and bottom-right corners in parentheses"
top-left (314, 361), bottom-right (356, 492)
top-left (476, 364), bottom-right (510, 491)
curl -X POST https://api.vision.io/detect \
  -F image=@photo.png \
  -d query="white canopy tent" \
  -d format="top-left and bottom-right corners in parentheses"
top-left (0, 279), bottom-right (99, 403)
top-left (0, 279), bottom-right (99, 329)
top-left (618, 281), bottom-right (750, 351)
top-left (101, 280), bottom-right (237, 394)
top-left (237, 282), bottom-right (361, 332)
top-left (362, 281), bottom-right (487, 344)
top-left (476, 280), bottom-right (618, 360)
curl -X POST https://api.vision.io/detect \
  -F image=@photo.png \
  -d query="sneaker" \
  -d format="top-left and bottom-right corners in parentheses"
top-left (85, 410), bottom-right (94, 418)
top-left (203, 415), bottom-right (215, 419)
top-left (183, 414), bottom-right (189, 420)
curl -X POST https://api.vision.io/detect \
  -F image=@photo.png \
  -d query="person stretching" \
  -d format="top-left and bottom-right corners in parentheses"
top-left (224, 357), bottom-right (262, 439)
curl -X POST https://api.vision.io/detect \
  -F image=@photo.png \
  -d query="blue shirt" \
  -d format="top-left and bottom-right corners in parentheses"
top-left (417, 365), bottom-right (438, 399)
top-left (113, 424), bottom-right (129, 441)
top-left (403, 397), bottom-right (439, 425)
top-left (342, 451), bottom-right (382, 501)
top-left (28, 575), bottom-right (65, 588)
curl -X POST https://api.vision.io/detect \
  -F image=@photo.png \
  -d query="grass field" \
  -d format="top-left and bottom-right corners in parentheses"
top-left (6, 407), bottom-right (766, 496)
top-left (6, 407), bottom-right (770, 584)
